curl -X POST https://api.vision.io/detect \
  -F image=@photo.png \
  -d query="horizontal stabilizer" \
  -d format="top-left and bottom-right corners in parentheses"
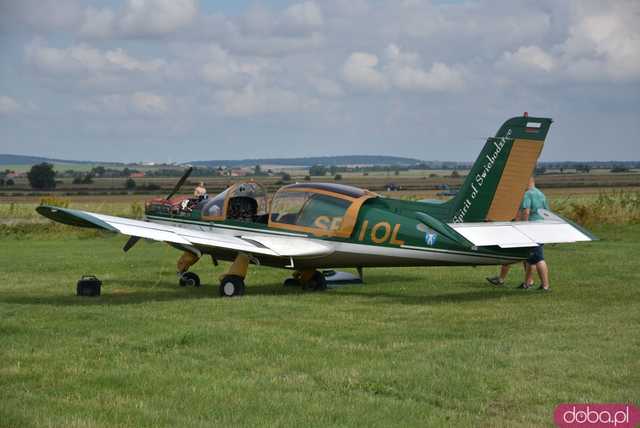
top-left (448, 210), bottom-right (596, 248)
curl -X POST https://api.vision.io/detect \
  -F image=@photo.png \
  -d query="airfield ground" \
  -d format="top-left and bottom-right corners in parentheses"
top-left (1, 185), bottom-right (639, 427)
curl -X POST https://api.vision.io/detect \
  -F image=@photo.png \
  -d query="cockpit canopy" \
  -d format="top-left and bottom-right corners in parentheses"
top-left (268, 183), bottom-right (375, 238)
top-left (200, 182), bottom-right (268, 222)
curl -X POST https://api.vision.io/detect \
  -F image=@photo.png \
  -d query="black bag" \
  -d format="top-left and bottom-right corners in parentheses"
top-left (77, 275), bottom-right (102, 297)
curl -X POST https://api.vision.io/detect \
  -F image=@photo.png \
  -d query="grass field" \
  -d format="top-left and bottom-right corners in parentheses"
top-left (1, 224), bottom-right (638, 427)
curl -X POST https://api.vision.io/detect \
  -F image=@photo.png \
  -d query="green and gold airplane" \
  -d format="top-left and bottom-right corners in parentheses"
top-left (37, 114), bottom-right (596, 297)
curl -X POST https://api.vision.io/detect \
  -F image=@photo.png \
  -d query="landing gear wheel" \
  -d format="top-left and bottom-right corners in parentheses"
top-left (303, 271), bottom-right (327, 292)
top-left (283, 278), bottom-right (300, 287)
top-left (179, 272), bottom-right (201, 287)
top-left (219, 275), bottom-right (245, 297)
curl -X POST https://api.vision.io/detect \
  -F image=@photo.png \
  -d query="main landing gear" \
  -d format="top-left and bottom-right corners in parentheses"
top-left (177, 251), bottom-right (201, 287)
top-left (283, 270), bottom-right (327, 291)
top-left (218, 254), bottom-right (249, 297)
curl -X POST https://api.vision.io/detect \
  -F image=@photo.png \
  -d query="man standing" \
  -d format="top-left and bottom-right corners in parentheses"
top-left (520, 176), bottom-right (551, 291)
top-left (486, 176), bottom-right (551, 291)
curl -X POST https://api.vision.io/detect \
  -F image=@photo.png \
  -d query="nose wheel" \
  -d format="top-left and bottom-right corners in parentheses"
top-left (179, 271), bottom-right (201, 287)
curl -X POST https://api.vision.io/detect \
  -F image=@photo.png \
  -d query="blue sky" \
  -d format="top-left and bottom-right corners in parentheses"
top-left (1, 0), bottom-right (639, 163)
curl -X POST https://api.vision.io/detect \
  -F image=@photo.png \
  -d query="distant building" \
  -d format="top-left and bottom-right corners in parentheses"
top-left (129, 172), bottom-right (145, 178)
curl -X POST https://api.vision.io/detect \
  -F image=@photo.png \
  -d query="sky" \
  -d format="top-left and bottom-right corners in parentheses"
top-left (0, 0), bottom-right (639, 163)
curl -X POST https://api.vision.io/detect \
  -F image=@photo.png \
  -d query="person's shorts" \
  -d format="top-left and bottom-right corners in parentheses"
top-left (527, 245), bottom-right (544, 264)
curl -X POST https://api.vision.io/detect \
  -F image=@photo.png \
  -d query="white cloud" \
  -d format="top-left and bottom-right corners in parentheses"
top-left (384, 44), bottom-right (464, 91)
top-left (307, 75), bottom-right (344, 97)
top-left (284, 1), bottom-right (324, 29)
top-left (342, 45), bottom-right (463, 92)
top-left (559, 2), bottom-right (640, 81)
top-left (213, 84), bottom-right (316, 117)
top-left (79, 7), bottom-right (115, 38)
top-left (498, 45), bottom-right (555, 73)
top-left (119, 0), bottom-right (198, 37)
top-left (131, 92), bottom-right (169, 114)
top-left (0, 96), bottom-right (22, 115)
top-left (77, 92), bottom-right (169, 116)
top-left (25, 40), bottom-right (165, 75)
top-left (201, 45), bottom-right (265, 86)
top-left (342, 52), bottom-right (388, 91)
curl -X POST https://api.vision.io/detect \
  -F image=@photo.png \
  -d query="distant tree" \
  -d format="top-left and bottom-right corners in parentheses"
top-left (145, 183), bottom-right (161, 191)
top-left (125, 178), bottom-right (136, 190)
top-left (611, 166), bottom-right (630, 173)
top-left (81, 174), bottom-right (94, 184)
top-left (0, 178), bottom-right (4, 186)
top-left (429, 173), bottom-right (439, 178)
top-left (334, 174), bottom-right (343, 180)
top-left (27, 163), bottom-right (56, 189)
top-left (309, 165), bottom-right (327, 176)
top-left (6, 179), bottom-right (15, 186)
top-left (450, 170), bottom-right (460, 178)
top-left (576, 164), bottom-right (591, 173)
top-left (72, 177), bottom-right (83, 184)
top-left (394, 170), bottom-right (400, 176)
top-left (254, 164), bottom-right (262, 175)
top-left (91, 166), bottom-right (106, 177)
top-left (363, 172), bottom-right (369, 176)
top-left (303, 175), bottom-right (311, 181)
top-left (329, 165), bottom-right (338, 175)
top-left (535, 167), bottom-right (547, 176)
top-left (281, 172), bottom-right (292, 182)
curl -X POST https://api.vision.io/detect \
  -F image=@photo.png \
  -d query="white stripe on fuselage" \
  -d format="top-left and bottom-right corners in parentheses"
top-left (147, 216), bottom-right (521, 266)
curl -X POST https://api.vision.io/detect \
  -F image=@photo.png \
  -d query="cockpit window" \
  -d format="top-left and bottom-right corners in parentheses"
top-left (199, 182), bottom-right (268, 222)
top-left (199, 189), bottom-right (228, 218)
top-left (269, 187), bottom-right (372, 237)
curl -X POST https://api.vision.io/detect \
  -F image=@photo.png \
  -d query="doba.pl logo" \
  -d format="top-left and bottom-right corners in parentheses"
top-left (554, 404), bottom-right (640, 428)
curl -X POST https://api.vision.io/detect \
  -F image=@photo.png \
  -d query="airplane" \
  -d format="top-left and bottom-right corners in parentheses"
top-left (37, 114), bottom-right (596, 297)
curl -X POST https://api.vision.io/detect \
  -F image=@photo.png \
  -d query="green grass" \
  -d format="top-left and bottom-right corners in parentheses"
top-left (1, 226), bottom-right (639, 427)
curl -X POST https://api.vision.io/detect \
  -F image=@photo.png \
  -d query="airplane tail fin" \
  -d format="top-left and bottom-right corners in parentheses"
top-left (447, 114), bottom-right (553, 223)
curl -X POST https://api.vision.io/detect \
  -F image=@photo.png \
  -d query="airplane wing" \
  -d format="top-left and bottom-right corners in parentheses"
top-left (448, 209), bottom-right (597, 249)
top-left (36, 206), bottom-right (334, 258)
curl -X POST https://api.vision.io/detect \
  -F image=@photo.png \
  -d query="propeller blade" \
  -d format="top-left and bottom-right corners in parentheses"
top-left (166, 167), bottom-right (193, 200)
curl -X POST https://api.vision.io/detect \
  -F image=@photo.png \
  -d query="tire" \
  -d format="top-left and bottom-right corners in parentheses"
top-left (219, 275), bottom-right (245, 297)
top-left (283, 278), bottom-right (300, 287)
top-left (303, 271), bottom-right (327, 292)
top-left (179, 272), bottom-right (201, 287)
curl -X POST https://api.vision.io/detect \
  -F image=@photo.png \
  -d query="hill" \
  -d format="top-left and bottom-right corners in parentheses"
top-left (189, 155), bottom-right (424, 168)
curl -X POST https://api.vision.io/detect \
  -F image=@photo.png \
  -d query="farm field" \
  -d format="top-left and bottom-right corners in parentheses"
top-left (2, 170), bottom-right (640, 197)
top-left (1, 224), bottom-right (639, 427)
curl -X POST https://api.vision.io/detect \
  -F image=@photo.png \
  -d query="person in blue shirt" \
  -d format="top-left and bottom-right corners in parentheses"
top-left (486, 177), bottom-right (551, 291)
top-left (520, 177), bottom-right (550, 291)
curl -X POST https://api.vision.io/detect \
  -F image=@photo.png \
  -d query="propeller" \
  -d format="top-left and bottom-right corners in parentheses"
top-left (166, 167), bottom-right (193, 200)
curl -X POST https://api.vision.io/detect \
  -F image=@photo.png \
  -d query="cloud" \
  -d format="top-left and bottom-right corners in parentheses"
top-left (498, 45), bottom-right (555, 73)
top-left (25, 39), bottom-right (165, 75)
top-left (119, 0), bottom-right (198, 37)
top-left (284, 1), bottom-right (324, 30)
top-left (342, 45), bottom-right (464, 92)
top-left (384, 44), bottom-right (465, 91)
top-left (79, 7), bottom-right (116, 38)
top-left (559, 2), bottom-right (640, 81)
top-left (342, 52), bottom-right (388, 91)
top-left (201, 45), bottom-right (265, 86)
top-left (213, 84), bottom-right (317, 117)
top-left (307, 75), bottom-right (344, 97)
top-left (0, 96), bottom-right (22, 115)
top-left (77, 92), bottom-right (169, 116)
top-left (131, 92), bottom-right (169, 114)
